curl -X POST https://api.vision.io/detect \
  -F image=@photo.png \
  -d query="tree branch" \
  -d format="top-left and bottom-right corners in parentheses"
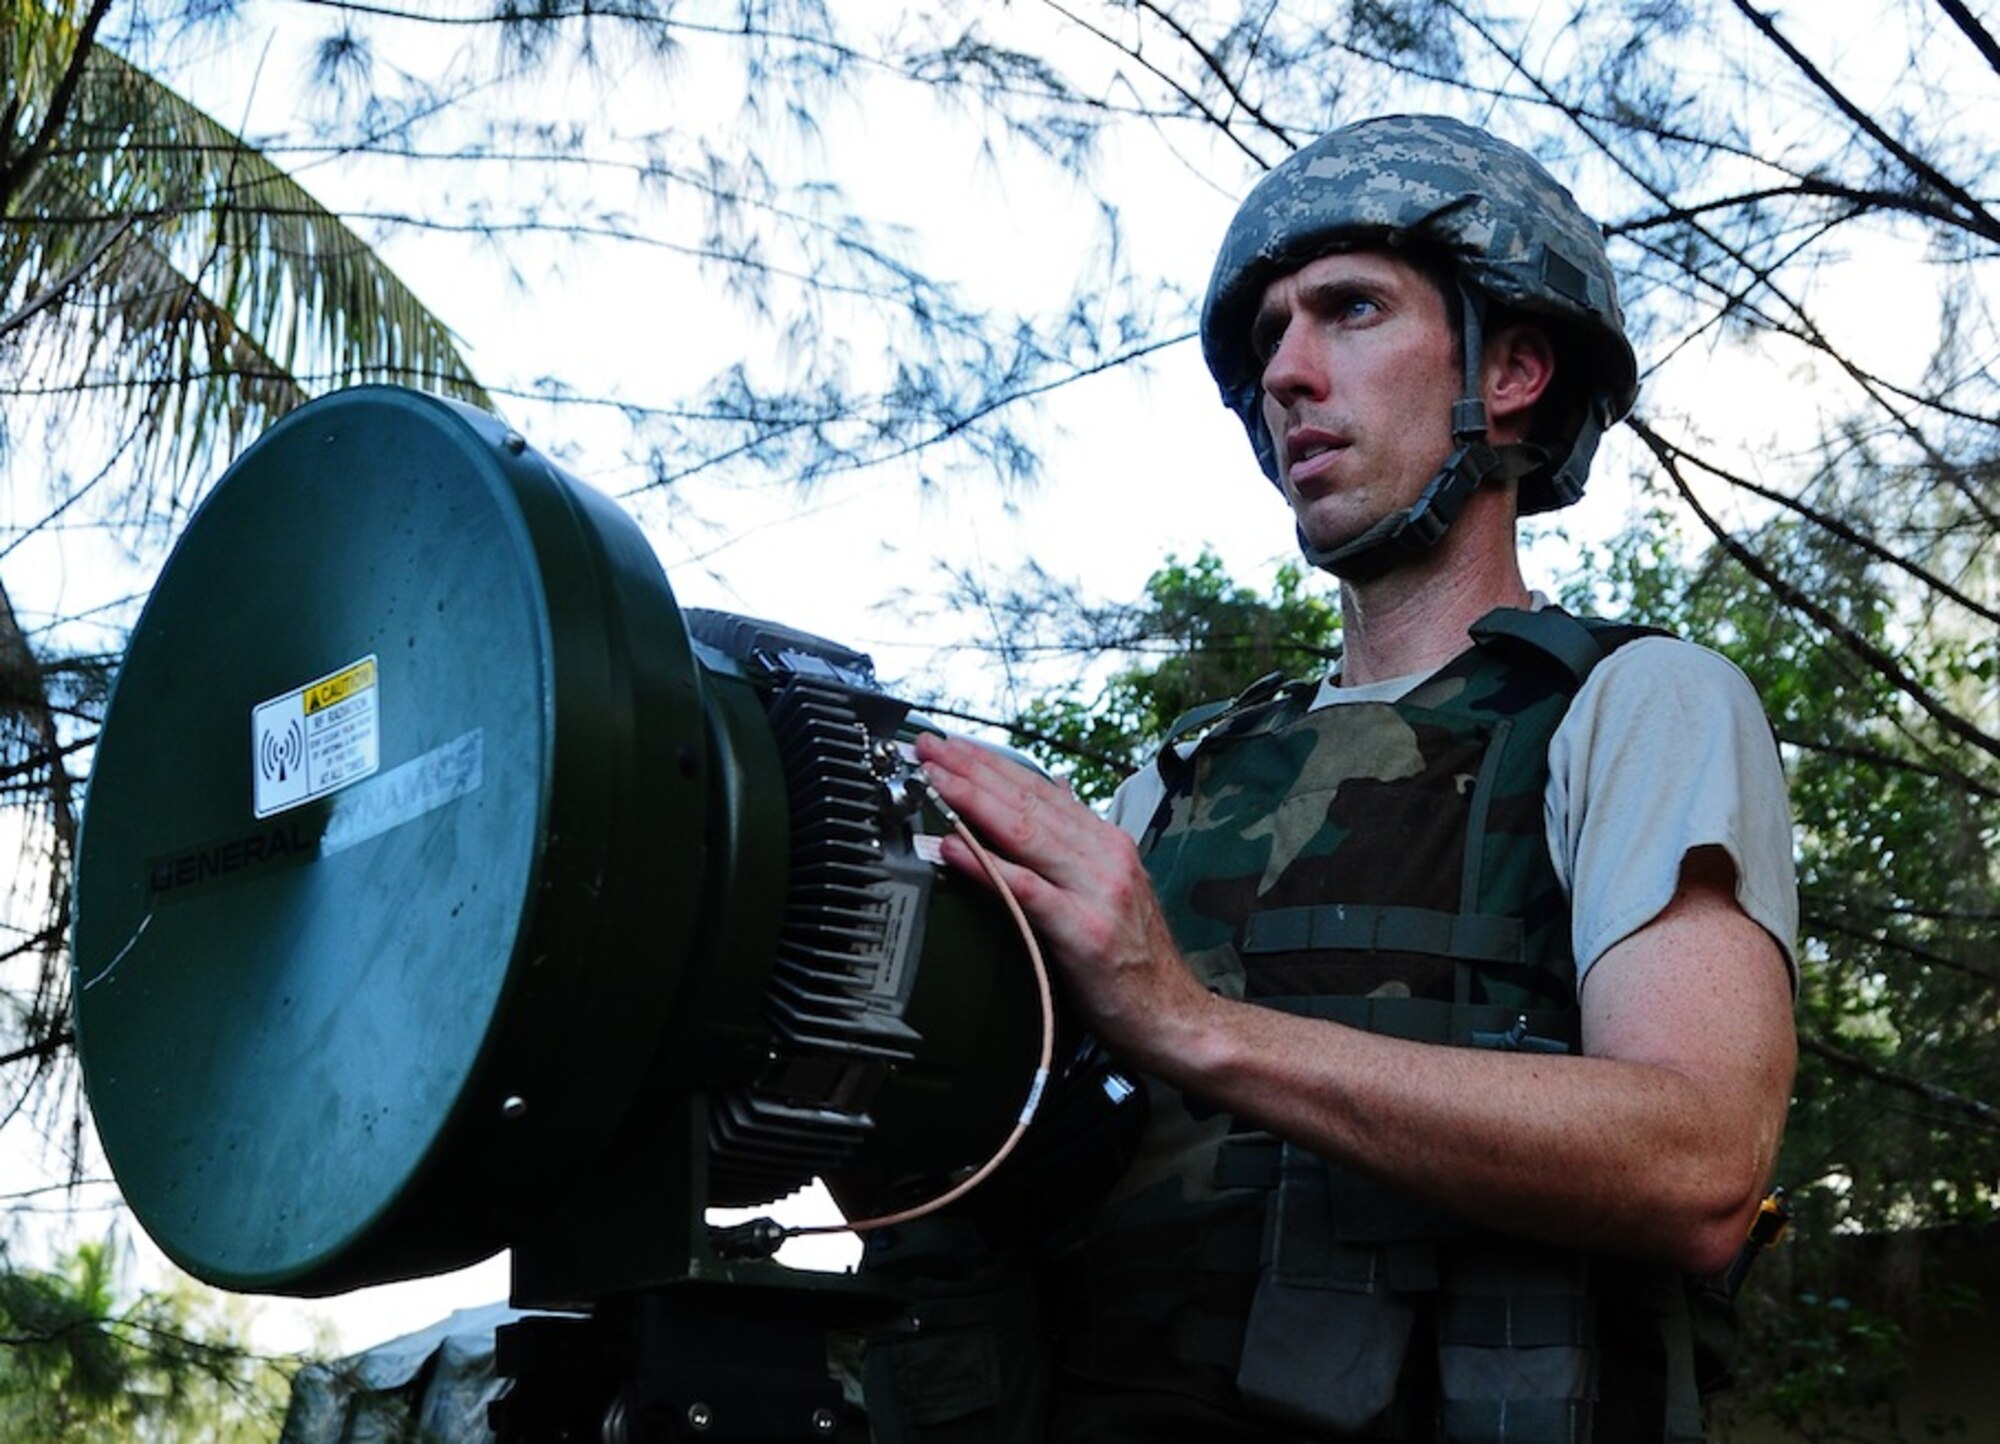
top-left (1667, 440), bottom-right (2000, 630)
top-left (0, 1027), bottom-right (75, 1070)
top-left (1933, 0), bottom-right (2000, 79)
top-left (1800, 1032), bottom-right (2000, 1133)
top-left (0, 0), bottom-right (118, 208)
top-left (1729, 0), bottom-right (2000, 242)
top-left (1802, 908), bottom-right (2000, 988)
top-left (1775, 729), bottom-right (2000, 803)
top-left (1634, 417), bottom-right (2000, 767)
top-left (1030, 0), bottom-right (1280, 169)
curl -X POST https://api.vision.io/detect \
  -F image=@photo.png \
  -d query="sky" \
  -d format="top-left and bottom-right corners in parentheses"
top-left (3, 1), bottom-right (1306, 1361)
top-left (245, 32), bottom-right (1314, 1352)
top-left (8, 0), bottom-right (1985, 1369)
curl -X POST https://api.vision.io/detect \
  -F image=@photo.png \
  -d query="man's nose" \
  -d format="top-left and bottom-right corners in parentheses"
top-left (1260, 321), bottom-right (1326, 406)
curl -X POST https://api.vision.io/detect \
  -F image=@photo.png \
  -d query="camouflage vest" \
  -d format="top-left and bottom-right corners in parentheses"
top-left (1053, 608), bottom-right (1705, 1443)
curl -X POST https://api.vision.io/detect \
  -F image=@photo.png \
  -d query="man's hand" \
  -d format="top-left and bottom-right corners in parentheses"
top-left (913, 734), bottom-right (1795, 1273)
top-left (913, 732), bottom-right (1211, 1069)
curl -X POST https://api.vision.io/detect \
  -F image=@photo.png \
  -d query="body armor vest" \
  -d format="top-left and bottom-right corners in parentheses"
top-left (1052, 608), bottom-right (1706, 1443)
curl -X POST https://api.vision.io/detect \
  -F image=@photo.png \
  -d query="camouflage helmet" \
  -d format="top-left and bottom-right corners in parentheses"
top-left (1201, 113), bottom-right (1637, 527)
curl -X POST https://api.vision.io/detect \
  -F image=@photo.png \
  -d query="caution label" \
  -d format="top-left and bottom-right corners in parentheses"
top-left (303, 658), bottom-right (377, 715)
top-left (253, 656), bottom-right (381, 818)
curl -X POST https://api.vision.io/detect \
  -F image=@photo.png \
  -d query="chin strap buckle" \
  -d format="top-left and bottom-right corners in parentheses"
top-left (1301, 438), bottom-right (1498, 582)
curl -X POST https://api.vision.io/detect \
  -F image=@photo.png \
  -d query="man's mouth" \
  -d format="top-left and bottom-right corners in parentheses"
top-left (1285, 429), bottom-right (1349, 489)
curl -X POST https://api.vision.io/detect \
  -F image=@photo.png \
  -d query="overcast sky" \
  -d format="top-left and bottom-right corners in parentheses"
top-left (13, 0), bottom-right (1977, 1361)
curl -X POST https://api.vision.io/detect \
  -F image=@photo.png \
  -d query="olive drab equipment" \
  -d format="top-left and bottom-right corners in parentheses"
top-left (1200, 114), bottom-right (1640, 582)
top-left (1055, 607), bottom-right (1712, 1441)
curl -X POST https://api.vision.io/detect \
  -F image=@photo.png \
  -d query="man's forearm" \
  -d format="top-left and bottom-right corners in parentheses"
top-left (914, 732), bottom-right (1795, 1276)
top-left (1144, 988), bottom-right (1780, 1273)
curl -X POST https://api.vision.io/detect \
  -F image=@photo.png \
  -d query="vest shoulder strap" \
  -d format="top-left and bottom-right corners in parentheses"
top-left (1466, 606), bottom-right (1668, 692)
top-left (1158, 670), bottom-right (1311, 750)
top-left (1152, 671), bottom-right (1318, 791)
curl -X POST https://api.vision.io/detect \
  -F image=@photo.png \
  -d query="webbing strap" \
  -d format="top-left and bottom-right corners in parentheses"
top-left (1439, 1396), bottom-right (1593, 1444)
top-left (1242, 904), bottom-right (1526, 965)
top-left (1457, 717), bottom-right (1515, 932)
top-left (1158, 692), bottom-right (1256, 752)
top-left (1468, 608), bottom-right (1616, 691)
top-left (1253, 993), bottom-right (1579, 1053)
top-left (1660, 1277), bottom-right (1708, 1443)
top-left (1158, 670), bottom-right (1305, 753)
top-left (1440, 1296), bottom-right (1594, 1349)
top-left (1213, 1136), bottom-right (1282, 1190)
top-left (1216, 1135), bottom-right (1474, 1246)
top-left (1153, 673), bottom-right (1315, 794)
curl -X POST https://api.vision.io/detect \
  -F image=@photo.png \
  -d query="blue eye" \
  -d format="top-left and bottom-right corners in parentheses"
top-left (1331, 290), bottom-right (1381, 322)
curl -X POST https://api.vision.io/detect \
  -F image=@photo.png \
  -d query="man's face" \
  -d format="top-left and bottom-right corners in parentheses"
top-left (1253, 250), bottom-right (1461, 556)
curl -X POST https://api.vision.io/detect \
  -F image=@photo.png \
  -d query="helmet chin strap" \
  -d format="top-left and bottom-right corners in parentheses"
top-left (1297, 283), bottom-right (1542, 583)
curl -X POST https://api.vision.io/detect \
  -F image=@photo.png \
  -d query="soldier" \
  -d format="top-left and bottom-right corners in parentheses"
top-left (902, 114), bottom-right (1799, 1441)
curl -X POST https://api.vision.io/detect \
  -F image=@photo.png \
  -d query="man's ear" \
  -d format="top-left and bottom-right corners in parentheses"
top-left (1482, 322), bottom-right (1556, 438)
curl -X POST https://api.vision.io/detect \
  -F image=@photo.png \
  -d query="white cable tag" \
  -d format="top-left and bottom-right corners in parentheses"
top-left (1018, 1066), bottom-right (1051, 1126)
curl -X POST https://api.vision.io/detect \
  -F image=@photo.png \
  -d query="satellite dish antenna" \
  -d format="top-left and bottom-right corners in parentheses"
top-left (72, 387), bottom-right (1142, 1437)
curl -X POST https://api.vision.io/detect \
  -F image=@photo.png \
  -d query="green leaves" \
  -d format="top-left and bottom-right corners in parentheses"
top-left (1560, 491), bottom-right (1996, 1429)
top-left (1002, 549), bottom-right (1339, 802)
top-left (0, 1239), bottom-right (292, 1440)
top-left (2, 0), bottom-right (488, 516)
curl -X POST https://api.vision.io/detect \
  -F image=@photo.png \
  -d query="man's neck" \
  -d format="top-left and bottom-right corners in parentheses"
top-left (1335, 516), bottom-right (1531, 688)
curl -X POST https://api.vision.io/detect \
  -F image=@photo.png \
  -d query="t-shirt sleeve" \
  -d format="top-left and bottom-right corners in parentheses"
top-left (1545, 637), bottom-right (1799, 988)
top-left (1107, 754), bottom-right (1175, 841)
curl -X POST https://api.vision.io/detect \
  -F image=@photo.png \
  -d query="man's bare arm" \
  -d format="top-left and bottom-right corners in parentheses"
top-left (915, 733), bottom-right (1795, 1275)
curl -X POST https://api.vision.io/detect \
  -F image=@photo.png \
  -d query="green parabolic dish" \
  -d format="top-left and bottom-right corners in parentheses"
top-left (72, 387), bottom-right (709, 1295)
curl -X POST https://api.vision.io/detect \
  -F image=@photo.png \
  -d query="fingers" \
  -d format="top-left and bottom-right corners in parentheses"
top-left (913, 734), bottom-right (1201, 1063)
top-left (914, 731), bottom-right (1113, 928)
top-left (914, 732), bottom-right (1082, 869)
top-left (934, 826), bottom-right (1039, 905)
top-left (913, 730), bottom-right (1040, 800)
